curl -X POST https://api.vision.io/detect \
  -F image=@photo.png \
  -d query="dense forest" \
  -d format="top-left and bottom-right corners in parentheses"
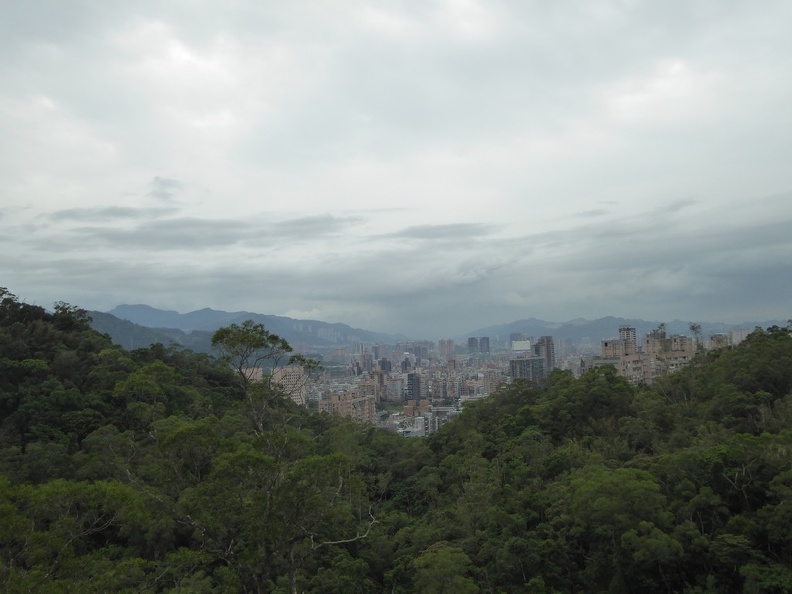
top-left (1, 287), bottom-right (792, 593)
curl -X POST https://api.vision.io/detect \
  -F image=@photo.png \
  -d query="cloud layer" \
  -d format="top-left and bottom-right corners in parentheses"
top-left (2, 1), bottom-right (791, 337)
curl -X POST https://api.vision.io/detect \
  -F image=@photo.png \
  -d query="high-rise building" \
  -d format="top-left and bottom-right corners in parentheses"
top-left (479, 336), bottom-right (490, 354)
top-left (271, 366), bottom-right (308, 406)
top-left (709, 334), bottom-right (729, 350)
top-left (619, 325), bottom-right (637, 347)
top-left (319, 391), bottom-right (376, 423)
top-left (406, 372), bottom-right (422, 400)
top-left (534, 336), bottom-right (555, 374)
top-left (439, 339), bottom-right (456, 358)
top-left (397, 341), bottom-right (433, 362)
top-left (598, 325), bottom-right (696, 385)
top-left (482, 369), bottom-right (503, 393)
top-left (510, 356), bottom-right (545, 382)
top-left (467, 337), bottom-right (479, 354)
top-left (602, 326), bottom-right (637, 358)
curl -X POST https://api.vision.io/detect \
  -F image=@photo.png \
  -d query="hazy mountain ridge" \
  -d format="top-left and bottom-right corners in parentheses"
top-left (462, 315), bottom-right (788, 346)
top-left (94, 304), bottom-right (787, 354)
top-left (98, 304), bottom-right (408, 351)
top-left (108, 305), bottom-right (251, 332)
top-left (88, 311), bottom-right (217, 354)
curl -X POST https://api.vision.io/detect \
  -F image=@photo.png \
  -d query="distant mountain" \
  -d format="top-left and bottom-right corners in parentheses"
top-left (97, 305), bottom-right (408, 352)
top-left (94, 304), bottom-right (785, 354)
top-left (89, 311), bottom-right (217, 354)
top-left (108, 305), bottom-right (246, 332)
top-left (462, 316), bottom-right (785, 347)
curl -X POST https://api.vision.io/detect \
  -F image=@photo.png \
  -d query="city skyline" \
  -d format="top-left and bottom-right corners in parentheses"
top-left (3, 1), bottom-right (791, 338)
top-left (83, 300), bottom-right (778, 358)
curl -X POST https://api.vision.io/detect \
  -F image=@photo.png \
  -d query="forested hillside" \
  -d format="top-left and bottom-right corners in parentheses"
top-left (1, 287), bottom-right (791, 593)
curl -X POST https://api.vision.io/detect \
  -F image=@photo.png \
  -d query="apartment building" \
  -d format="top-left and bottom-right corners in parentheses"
top-left (589, 326), bottom-right (697, 385)
top-left (318, 390), bottom-right (377, 424)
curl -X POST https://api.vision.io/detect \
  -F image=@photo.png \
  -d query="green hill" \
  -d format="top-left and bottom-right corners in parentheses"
top-left (2, 287), bottom-right (791, 593)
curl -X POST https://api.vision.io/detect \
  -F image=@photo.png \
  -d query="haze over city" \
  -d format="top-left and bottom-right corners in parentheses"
top-left (2, 1), bottom-right (791, 338)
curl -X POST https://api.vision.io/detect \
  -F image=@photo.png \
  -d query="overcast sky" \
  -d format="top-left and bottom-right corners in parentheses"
top-left (2, 1), bottom-right (791, 338)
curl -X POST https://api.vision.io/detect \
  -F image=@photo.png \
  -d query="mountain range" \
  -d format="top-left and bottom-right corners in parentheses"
top-left (89, 305), bottom-right (408, 354)
top-left (88, 304), bottom-right (785, 355)
top-left (464, 316), bottom-right (785, 346)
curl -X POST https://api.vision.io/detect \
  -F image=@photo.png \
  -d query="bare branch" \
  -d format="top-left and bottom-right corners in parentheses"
top-left (309, 505), bottom-right (378, 550)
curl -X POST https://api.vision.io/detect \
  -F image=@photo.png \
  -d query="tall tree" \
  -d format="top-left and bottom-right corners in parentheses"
top-left (211, 321), bottom-right (319, 433)
top-left (211, 320), bottom-right (293, 394)
top-left (690, 322), bottom-right (703, 354)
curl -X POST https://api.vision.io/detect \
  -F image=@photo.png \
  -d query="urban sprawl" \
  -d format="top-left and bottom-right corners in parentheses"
top-left (258, 325), bottom-right (750, 437)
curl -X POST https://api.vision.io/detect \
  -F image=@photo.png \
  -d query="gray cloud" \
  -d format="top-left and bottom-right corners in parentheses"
top-left (8, 194), bottom-right (792, 337)
top-left (270, 215), bottom-right (364, 236)
top-left (50, 206), bottom-right (178, 222)
top-left (23, 214), bottom-right (366, 253)
top-left (147, 177), bottom-right (183, 202)
top-left (2, 1), bottom-right (791, 337)
top-left (651, 199), bottom-right (698, 216)
top-left (72, 219), bottom-right (249, 249)
top-left (386, 223), bottom-right (498, 240)
top-left (576, 209), bottom-right (609, 218)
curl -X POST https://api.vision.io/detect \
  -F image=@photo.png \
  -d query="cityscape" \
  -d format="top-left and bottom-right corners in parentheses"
top-left (3, 0), bottom-right (792, 588)
top-left (269, 323), bottom-right (753, 436)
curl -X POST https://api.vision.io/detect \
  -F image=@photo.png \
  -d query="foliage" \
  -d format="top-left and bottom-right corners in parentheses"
top-left (2, 288), bottom-right (792, 592)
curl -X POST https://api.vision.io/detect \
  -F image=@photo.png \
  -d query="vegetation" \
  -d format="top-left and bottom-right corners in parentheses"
top-left (1, 287), bottom-right (792, 593)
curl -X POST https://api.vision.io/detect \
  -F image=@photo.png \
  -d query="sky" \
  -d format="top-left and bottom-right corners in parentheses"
top-left (2, 0), bottom-right (791, 339)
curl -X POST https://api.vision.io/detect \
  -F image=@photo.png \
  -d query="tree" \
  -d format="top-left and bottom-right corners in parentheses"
top-left (0, 287), bottom-right (47, 326)
top-left (211, 320), bottom-right (294, 394)
top-left (51, 302), bottom-right (92, 333)
top-left (412, 542), bottom-right (479, 594)
top-left (690, 322), bottom-right (703, 354)
top-left (211, 321), bottom-right (320, 433)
